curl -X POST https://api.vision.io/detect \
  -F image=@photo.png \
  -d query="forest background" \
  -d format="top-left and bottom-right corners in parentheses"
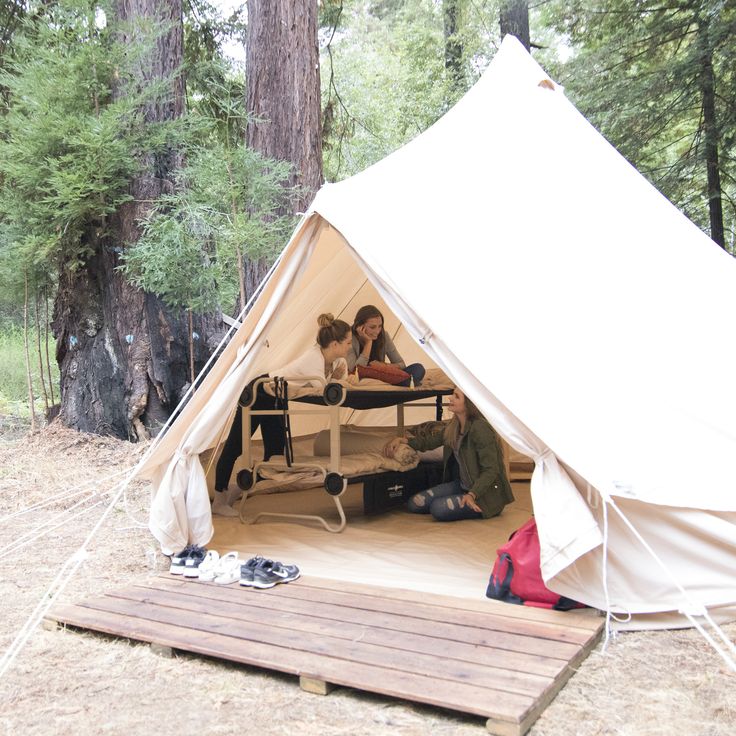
top-left (0, 0), bottom-right (734, 437)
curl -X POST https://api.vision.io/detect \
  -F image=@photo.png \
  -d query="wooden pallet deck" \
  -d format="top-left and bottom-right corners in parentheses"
top-left (47, 574), bottom-right (602, 735)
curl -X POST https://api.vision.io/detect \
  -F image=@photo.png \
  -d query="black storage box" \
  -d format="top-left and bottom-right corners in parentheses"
top-left (360, 462), bottom-right (444, 515)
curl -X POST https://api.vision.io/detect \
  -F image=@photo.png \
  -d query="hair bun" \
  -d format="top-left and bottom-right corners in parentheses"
top-left (317, 313), bottom-right (335, 327)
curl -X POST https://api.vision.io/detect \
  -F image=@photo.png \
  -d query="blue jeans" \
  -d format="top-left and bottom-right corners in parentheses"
top-left (398, 363), bottom-right (426, 387)
top-left (407, 479), bottom-right (482, 522)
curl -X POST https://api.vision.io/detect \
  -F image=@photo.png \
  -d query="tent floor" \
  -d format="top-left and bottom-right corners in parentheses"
top-left (214, 479), bottom-right (539, 600)
top-left (47, 574), bottom-right (602, 736)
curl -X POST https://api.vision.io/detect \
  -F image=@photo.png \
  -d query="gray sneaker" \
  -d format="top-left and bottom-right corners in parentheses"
top-left (239, 555), bottom-right (265, 587)
top-left (251, 559), bottom-right (300, 589)
top-left (182, 545), bottom-right (207, 578)
top-left (169, 545), bottom-right (191, 575)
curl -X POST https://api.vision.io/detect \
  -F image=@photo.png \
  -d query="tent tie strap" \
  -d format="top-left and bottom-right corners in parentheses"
top-left (273, 377), bottom-right (294, 467)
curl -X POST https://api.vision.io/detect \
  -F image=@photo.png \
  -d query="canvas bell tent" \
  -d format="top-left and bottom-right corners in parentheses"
top-left (140, 36), bottom-right (736, 623)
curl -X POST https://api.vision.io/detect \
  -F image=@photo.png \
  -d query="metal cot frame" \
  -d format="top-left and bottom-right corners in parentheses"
top-left (237, 377), bottom-right (449, 533)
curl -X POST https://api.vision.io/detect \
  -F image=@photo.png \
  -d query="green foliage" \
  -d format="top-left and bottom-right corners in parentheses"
top-left (320, 0), bottom-right (510, 180)
top-left (542, 0), bottom-right (736, 248)
top-left (0, 324), bottom-right (59, 420)
top-left (121, 98), bottom-right (297, 314)
top-left (184, 0), bottom-right (245, 71)
top-left (0, 0), bottom-right (142, 299)
top-left (321, 1), bottom-right (444, 179)
top-left (0, 326), bottom-right (32, 409)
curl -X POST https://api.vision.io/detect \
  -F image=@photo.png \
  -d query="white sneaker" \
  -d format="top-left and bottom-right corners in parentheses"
top-left (213, 552), bottom-right (242, 585)
top-left (197, 550), bottom-right (221, 581)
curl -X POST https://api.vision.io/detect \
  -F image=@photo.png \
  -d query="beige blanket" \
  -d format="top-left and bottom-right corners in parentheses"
top-left (251, 444), bottom-right (419, 495)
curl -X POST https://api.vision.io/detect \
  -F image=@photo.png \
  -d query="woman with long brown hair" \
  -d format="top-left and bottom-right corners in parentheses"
top-left (347, 305), bottom-right (425, 387)
top-left (384, 388), bottom-right (513, 521)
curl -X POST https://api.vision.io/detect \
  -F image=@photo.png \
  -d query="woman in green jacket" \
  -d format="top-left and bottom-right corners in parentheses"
top-left (384, 388), bottom-right (513, 521)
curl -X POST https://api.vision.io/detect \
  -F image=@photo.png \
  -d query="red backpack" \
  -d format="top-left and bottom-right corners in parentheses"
top-left (486, 518), bottom-right (585, 610)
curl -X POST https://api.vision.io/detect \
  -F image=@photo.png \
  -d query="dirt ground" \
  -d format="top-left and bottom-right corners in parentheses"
top-left (0, 424), bottom-right (734, 736)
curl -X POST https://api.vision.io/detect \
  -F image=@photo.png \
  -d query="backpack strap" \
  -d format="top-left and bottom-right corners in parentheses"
top-left (485, 553), bottom-right (524, 605)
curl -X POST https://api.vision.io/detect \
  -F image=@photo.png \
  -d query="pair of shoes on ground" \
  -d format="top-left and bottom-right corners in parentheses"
top-left (169, 547), bottom-right (241, 584)
top-left (169, 545), bottom-right (208, 578)
top-left (169, 548), bottom-right (300, 589)
top-left (197, 550), bottom-right (246, 584)
top-left (239, 555), bottom-right (300, 589)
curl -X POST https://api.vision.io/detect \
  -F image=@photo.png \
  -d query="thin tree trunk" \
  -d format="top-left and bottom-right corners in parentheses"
top-left (34, 291), bottom-right (49, 414)
top-left (443, 0), bottom-right (464, 98)
top-left (236, 248), bottom-right (246, 313)
top-left (23, 272), bottom-right (36, 432)
top-left (697, 18), bottom-right (725, 248)
top-left (245, 0), bottom-right (322, 297)
top-left (226, 158), bottom-right (247, 312)
top-left (44, 286), bottom-right (55, 406)
top-left (500, 0), bottom-right (530, 51)
top-left (187, 308), bottom-right (194, 384)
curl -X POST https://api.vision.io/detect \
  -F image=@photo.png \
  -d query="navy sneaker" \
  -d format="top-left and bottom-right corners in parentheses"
top-left (239, 555), bottom-right (265, 587)
top-left (183, 545), bottom-right (207, 578)
top-left (251, 559), bottom-right (300, 589)
top-left (169, 545), bottom-right (191, 575)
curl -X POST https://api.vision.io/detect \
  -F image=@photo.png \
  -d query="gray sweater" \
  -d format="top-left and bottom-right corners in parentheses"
top-left (346, 332), bottom-right (405, 372)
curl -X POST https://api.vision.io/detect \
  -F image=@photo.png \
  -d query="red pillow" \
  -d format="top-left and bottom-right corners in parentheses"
top-left (356, 363), bottom-right (410, 385)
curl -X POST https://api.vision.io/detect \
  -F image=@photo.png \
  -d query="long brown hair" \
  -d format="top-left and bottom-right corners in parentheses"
top-left (443, 390), bottom-right (483, 445)
top-left (316, 313), bottom-right (351, 348)
top-left (352, 304), bottom-right (385, 362)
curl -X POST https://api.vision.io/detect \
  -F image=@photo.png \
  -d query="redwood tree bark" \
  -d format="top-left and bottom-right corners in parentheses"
top-left (53, 0), bottom-right (208, 440)
top-left (244, 0), bottom-right (323, 298)
top-left (500, 0), bottom-right (530, 52)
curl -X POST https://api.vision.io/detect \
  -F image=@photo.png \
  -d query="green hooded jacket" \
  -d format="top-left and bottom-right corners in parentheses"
top-left (407, 418), bottom-right (514, 518)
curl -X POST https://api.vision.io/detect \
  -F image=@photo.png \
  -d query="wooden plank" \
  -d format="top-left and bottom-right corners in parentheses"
top-left (49, 574), bottom-right (603, 735)
top-left (112, 584), bottom-right (567, 677)
top-left (289, 575), bottom-right (602, 632)
top-left (519, 611), bottom-right (603, 732)
top-left (196, 578), bottom-right (594, 646)
top-left (49, 602), bottom-right (533, 722)
top-left (74, 594), bottom-right (555, 699)
top-left (42, 616), bottom-right (60, 632)
top-left (151, 576), bottom-right (590, 650)
top-left (486, 717), bottom-right (524, 736)
top-left (148, 577), bottom-right (582, 660)
top-left (299, 676), bottom-right (334, 695)
top-left (150, 642), bottom-right (174, 658)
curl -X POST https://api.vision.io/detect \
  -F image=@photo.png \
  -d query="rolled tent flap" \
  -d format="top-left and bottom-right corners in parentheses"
top-left (145, 216), bottom-right (326, 553)
top-left (531, 453), bottom-right (603, 581)
top-left (148, 451), bottom-right (213, 556)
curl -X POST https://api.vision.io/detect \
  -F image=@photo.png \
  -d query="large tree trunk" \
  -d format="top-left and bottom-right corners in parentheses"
top-left (697, 17), bottom-right (725, 249)
top-left (244, 0), bottom-right (323, 299)
top-left (500, 0), bottom-right (530, 51)
top-left (53, 0), bottom-right (208, 440)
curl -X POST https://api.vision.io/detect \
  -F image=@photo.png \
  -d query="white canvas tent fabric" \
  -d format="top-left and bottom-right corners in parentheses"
top-left (141, 36), bottom-right (736, 619)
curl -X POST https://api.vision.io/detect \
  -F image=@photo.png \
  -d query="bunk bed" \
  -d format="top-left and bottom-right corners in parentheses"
top-left (235, 376), bottom-right (453, 532)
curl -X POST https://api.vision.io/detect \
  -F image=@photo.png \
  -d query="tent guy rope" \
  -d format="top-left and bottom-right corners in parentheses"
top-left (601, 491), bottom-right (736, 673)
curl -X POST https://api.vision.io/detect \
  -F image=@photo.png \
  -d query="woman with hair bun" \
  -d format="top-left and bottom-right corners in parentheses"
top-left (213, 313), bottom-right (353, 516)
